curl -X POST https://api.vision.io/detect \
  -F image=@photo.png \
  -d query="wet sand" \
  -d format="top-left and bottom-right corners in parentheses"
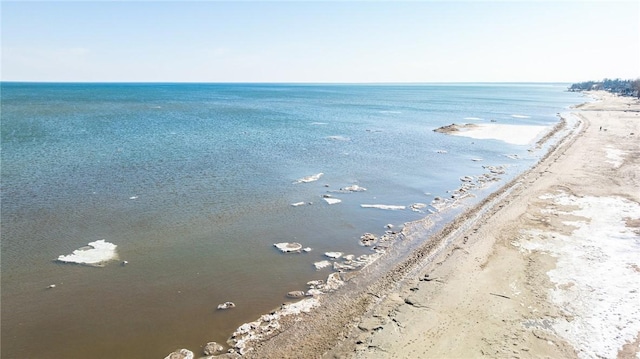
top-left (234, 91), bottom-right (640, 358)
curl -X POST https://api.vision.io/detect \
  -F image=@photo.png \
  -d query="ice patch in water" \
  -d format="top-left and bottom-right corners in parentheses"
top-left (511, 114), bottom-right (531, 119)
top-left (294, 173), bottom-right (323, 184)
top-left (464, 117), bottom-right (482, 120)
top-left (361, 204), bottom-right (406, 210)
top-left (323, 198), bottom-right (342, 205)
top-left (57, 240), bottom-right (118, 267)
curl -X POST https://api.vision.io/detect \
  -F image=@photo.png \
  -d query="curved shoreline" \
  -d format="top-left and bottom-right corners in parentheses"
top-left (233, 109), bottom-right (587, 357)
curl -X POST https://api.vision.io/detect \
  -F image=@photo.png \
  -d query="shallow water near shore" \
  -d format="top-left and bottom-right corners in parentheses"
top-left (0, 83), bottom-right (584, 358)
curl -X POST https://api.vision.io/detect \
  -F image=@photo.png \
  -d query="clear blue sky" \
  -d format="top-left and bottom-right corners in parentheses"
top-left (1, 1), bottom-right (638, 83)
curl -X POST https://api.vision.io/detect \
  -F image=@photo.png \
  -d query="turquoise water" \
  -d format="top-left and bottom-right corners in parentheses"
top-left (1, 83), bottom-right (584, 358)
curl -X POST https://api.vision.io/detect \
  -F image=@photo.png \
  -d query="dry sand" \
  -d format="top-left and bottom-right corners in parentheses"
top-left (240, 91), bottom-right (640, 359)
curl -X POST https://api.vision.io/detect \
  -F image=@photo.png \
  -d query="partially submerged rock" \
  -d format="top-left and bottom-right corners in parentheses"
top-left (360, 233), bottom-right (377, 247)
top-left (273, 242), bottom-right (303, 253)
top-left (217, 302), bottom-right (236, 310)
top-left (286, 291), bottom-right (306, 298)
top-left (203, 342), bottom-right (225, 356)
top-left (164, 349), bottom-right (194, 359)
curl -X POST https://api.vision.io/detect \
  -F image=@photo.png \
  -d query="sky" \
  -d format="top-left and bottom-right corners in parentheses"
top-left (1, 1), bottom-right (639, 83)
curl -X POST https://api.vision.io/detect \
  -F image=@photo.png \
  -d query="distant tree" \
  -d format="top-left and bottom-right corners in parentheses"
top-left (632, 78), bottom-right (640, 98)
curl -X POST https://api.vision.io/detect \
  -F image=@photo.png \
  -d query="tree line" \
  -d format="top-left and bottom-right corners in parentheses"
top-left (568, 78), bottom-right (640, 98)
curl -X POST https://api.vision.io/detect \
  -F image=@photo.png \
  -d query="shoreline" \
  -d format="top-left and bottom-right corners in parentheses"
top-left (227, 91), bottom-right (640, 358)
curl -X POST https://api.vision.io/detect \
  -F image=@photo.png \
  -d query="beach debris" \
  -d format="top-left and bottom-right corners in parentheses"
top-left (217, 302), bottom-right (236, 310)
top-left (164, 348), bottom-right (194, 359)
top-left (291, 201), bottom-right (305, 207)
top-left (286, 291), bottom-right (306, 298)
top-left (273, 242), bottom-right (303, 253)
top-left (323, 197), bottom-right (342, 205)
top-left (324, 251), bottom-right (343, 259)
top-left (293, 173), bottom-right (323, 184)
top-left (56, 240), bottom-right (118, 267)
top-left (340, 184), bottom-right (367, 192)
top-left (489, 292), bottom-right (511, 299)
top-left (203, 342), bottom-right (225, 356)
top-left (360, 233), bottom-right (377, 247)
top-left (361, 204), bottom-right (406, 210)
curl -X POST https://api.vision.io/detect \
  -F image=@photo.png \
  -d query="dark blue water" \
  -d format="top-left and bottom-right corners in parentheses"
top-left (0, 83), bottom-right (584, 358)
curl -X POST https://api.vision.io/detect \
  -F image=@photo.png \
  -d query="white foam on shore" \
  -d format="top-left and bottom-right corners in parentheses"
top-left (451, 124), bottom-right (547, 145)
top-left (57, 240), bottom-right (118, 266)
top-left (293, 173), bottom-right (323, 184)
top-left (361, 204), bottom-right (406, 210)
top-left (519, 193), bottom-right (640, 358)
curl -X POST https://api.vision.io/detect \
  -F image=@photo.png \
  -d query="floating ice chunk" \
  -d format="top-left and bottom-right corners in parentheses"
top-left (274, 242), bottom-right (303, 253)
top-left (326, 135), bottom-right (350, 141)
top-left (464, 117), bottom-right (482, 120)
top-left (324, 252), bottom-right (343, 259)
top-left (323, 198), bottom-right (342, 205)
top-left (361, 204), bottom-right (406, 210)
top-left (410, 203), bottom-right (428, 212)
top-left (511, 114), bottom-right (531, 119)
top-left (291, 202), bottom-right (305, 207)
top-left (57, 240), bottom-right (118, 267)
top-left (129, 196), bottom-right (138, 200)
top-left (294, 173), bottom-right (323, 184)
top-left (341, 184), bottom-right (367, 192)
top-left (314, 260), bottom-right (332, 270)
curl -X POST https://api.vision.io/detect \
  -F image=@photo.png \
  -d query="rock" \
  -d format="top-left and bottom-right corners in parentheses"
top-left (274, 242), bottom-right (303, 253)
top-left (217, 302), bottom-right (236, 310)
top-left (203, 342), bottom-right (225, 356)
top-left (164, 349), bottom-right (194, 359)
top-left (360, 233), bottom-right (377, 247)
top-left (286, 291), bottom-right (306, 298)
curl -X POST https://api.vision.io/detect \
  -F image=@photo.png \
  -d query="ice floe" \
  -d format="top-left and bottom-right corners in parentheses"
top-left (291, 201), bottom-right (306, 207)
top-left (163, 348), bottom-right (194, 359)
top-left (323, 198), bottom-right (342, 205)
top-left (56, 240), bottom-right (118, 267)
top-left (324, 252), bottom-right (343, 259)
top-left (274, 242), bottom-right (303, 253)
top-left (314, 260), bottom-right (332, 270)
top-left (360, 204), bottom-right (406, 210)
top-left (511, 114), bottom-right (531, 119)
top-left (340, 184), bottom-right (367, 192)
top-left (293, 173), bottom-right (323, 184)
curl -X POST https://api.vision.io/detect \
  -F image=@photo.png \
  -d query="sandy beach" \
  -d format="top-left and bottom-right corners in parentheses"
top-left (232, 91), bottom-right (640, 359)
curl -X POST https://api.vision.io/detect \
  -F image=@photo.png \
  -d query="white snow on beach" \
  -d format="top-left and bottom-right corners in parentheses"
top-left (520, 192), bottom-right (640, 358)
top-left (451, 124), bottom-right (547, 145)
top-left (605, 145), bottom-right (625, 168)
top-left (57, 240), bottom-right (118, 266)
